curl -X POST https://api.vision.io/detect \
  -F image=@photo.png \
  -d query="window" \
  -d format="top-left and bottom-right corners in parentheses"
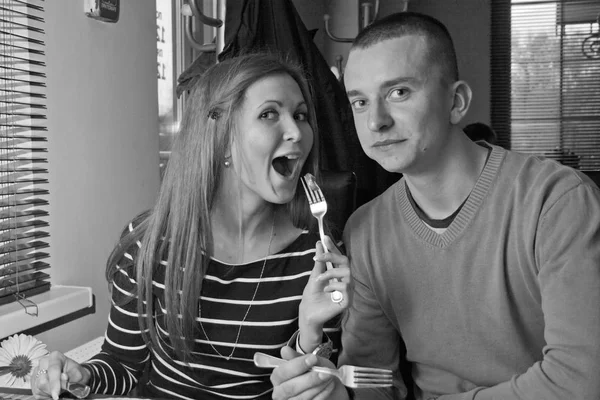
top-left (156, 0), bottom-right (220, 178)
top-left (492, 0), bottom-right (600, 170)
top-left (0, 0), bottom-right (50, 310)
top-left (157, 0), bottom-right (185, 178)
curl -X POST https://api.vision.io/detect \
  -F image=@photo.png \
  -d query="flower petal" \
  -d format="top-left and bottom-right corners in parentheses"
top-left (0, 334), bottom-right (48, 388)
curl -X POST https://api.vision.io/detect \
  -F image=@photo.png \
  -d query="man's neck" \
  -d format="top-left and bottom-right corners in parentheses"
top-left (404, 138), bottom-right (489, 220)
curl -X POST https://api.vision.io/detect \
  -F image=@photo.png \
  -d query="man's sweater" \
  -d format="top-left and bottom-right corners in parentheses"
top-left (341, 145), bottom-right (600, 400)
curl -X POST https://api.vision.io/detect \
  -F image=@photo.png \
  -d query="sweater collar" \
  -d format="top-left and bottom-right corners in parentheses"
top-left (397, 144), bottom-right (506, 248)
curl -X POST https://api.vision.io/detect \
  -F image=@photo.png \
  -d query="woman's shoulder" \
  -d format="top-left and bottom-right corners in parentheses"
top-left (119, 210), bottom-right (151, 239)
top-left (108, 211), bottom-right (151, 284)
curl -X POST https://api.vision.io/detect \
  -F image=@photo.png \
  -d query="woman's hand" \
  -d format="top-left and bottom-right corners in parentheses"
top-left (31, 351), bottom-right (91, 400)
top-left (298, 235), bottom-right (353, 351)
top-left (271, 346), bottom-right (350, 400)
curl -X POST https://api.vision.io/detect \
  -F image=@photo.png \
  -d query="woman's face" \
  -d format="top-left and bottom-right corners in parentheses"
top-left (229, 73), bottom-right (314, 205)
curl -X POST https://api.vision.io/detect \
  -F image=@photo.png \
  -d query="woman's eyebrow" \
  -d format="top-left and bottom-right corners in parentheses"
top-left (256, 100), bottom-right (307, 109)
top-left (257, 100), bottom-right (283, 108)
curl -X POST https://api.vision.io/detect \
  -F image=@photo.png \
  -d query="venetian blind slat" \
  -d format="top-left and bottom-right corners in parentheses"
top-left (492, 0), bottom-right (600, 170)
top-left (0, 0), bottom-right (49, 307)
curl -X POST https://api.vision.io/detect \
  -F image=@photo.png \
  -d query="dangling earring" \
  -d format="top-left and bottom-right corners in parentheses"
top-left (224, 157), bottom-right (231, 168)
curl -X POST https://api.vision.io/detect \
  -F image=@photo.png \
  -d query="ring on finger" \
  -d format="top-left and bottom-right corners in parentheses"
top-left (331, 291), bottom-right (343, 303)
top-left (35, 368), bottom-right (47, 378)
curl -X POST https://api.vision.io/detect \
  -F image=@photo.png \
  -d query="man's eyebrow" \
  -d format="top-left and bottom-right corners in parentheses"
top-left (347, 77), bottom-right (420, 98)
top-left (382, 77), bottom-right (419, 87)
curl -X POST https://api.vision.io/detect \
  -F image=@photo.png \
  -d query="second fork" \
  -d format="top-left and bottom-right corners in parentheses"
top-left (253, 352), bottom-right (393, 389)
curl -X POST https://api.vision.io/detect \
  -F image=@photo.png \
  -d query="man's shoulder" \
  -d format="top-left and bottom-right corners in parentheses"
top-left (345, 180), bottom-right (402, 230)
top-left (498, 147), bottom-right (599, 210)
top-left (504, 148), bottom-right (591, 189)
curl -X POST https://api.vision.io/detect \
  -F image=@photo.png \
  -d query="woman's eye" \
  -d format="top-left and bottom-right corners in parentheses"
top-left (351, 99), bottom-right (367, 111)
top-left (260, 110), bottom-right (278, 120)
top-left (295, 112), bottom-right (308, 121)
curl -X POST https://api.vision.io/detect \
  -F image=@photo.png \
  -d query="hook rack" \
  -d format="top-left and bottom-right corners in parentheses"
top-left (324, 0), bottom-right (380, 43)
top-left (181, 0), bottom-right (225, 54)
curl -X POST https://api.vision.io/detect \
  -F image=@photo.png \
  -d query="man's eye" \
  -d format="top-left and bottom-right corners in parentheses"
top-left (351, 99), bottom-right (367, 110)
top-left (390, 88), bottom-right (408, 98)
top-left (260, 110), bottom-right (278, 120)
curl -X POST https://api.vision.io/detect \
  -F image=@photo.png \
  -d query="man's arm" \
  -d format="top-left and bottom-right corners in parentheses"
top-left (339, 274), bottom-right (407, 400)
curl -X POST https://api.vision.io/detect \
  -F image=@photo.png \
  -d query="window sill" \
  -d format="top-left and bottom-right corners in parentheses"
top-left (0, 285), bottom-right (93, 339)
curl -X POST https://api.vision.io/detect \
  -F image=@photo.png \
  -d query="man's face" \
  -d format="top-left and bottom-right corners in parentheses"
top-left (344, 35), bottom-right (454, 175)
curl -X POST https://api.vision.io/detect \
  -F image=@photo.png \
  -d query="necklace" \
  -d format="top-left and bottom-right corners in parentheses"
top-left (198, 214), bottom-right (276, 360)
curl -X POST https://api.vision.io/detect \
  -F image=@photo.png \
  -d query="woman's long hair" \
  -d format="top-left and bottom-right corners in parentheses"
top-left (105, 53), bottom-right (320, 361)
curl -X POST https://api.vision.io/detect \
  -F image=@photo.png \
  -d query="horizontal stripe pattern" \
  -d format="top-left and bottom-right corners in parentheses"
top-left (83, 221), bottom-right (341, 400)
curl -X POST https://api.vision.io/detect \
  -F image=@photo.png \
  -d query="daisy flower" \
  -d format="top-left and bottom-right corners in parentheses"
top-left (0, 334), bottom-right (49, 388)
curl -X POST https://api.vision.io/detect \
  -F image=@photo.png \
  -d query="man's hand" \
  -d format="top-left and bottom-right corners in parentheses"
top-left (271, 346), bottom-right (350, 400)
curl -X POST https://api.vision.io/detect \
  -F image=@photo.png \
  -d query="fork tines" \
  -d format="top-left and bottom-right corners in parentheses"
top-left (354, 368), bottom-right (393, 386)
top-left (300, 173), bottom-right (324, 204)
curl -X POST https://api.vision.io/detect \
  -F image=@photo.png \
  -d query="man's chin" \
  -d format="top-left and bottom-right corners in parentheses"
top-left (377, 160), bottom-right (406, 175)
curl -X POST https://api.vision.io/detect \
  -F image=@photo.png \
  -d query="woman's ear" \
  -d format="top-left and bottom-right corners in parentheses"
top-left (449, 80), bottom-right (472, 125)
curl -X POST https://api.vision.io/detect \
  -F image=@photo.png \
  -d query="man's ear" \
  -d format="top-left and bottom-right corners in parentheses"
top-left (449, 80), bottom-right (472, 125)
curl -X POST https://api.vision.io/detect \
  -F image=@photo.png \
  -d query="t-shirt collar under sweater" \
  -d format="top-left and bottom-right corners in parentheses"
top-left (397, 144), bottom-right (505, 248)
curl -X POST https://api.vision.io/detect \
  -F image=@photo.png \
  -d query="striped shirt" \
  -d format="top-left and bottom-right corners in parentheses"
top-left (83, 221), bottom-right (341, 400)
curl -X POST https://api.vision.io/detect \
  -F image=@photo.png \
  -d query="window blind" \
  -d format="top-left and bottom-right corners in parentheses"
top-left (491, 0), bottom-right (600, 170)
top-left (0, 0), bottom-right (50, 309)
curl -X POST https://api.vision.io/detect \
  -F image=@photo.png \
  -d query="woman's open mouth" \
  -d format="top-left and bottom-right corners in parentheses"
top-left (272, 154), bottom-right (301, 179)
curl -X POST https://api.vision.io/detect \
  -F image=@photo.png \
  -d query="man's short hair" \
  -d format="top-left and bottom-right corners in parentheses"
top-left (352, 12), bottom-right (459, 84)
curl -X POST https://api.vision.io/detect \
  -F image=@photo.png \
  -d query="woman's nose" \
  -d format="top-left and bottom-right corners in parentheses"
top-left (283, 118), bottom-right (303, 142)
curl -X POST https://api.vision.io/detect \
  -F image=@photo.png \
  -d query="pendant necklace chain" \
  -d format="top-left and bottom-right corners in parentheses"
top-left (198, 213), bottom-right (276, 360)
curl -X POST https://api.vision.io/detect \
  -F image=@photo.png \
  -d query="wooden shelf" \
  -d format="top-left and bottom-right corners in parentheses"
top-left (0, 285), bottom-right (93, 339)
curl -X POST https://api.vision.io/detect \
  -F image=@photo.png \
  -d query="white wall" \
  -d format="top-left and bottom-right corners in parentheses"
top-left (396, 0), bottom-right (491, 125)
top-left (34, 1), bottom-right (160, 352)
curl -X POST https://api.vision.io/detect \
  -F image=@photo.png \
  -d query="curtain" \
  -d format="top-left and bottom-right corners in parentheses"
top-left (0, 0), bottom-right (50, 309)
top-left (492, 0), bottom-right (600, 171)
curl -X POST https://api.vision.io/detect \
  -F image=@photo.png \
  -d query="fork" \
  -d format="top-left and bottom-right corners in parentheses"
top-left (31, 368), bottom-right (91, 399)
top-left (253, 352), bottom-right (393, 389)
top-left (311, 365), bottom-right (393, 389)
top-left (64, 381), bottom-right (91, 399)
top-left (300, 173), bottom-right (343, 303)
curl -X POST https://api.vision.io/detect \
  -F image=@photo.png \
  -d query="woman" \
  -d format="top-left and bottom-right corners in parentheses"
top-left (31, 53), bottom-right (351, 400)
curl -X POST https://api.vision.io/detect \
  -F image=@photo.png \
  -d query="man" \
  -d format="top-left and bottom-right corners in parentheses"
top-left (270, 12), bottom-right (600, 400)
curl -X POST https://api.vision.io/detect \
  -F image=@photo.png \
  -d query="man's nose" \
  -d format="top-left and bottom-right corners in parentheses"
top-left (367, 99), bottom-right (393, 132)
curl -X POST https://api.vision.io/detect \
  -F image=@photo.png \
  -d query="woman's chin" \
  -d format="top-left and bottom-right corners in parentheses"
top-left (266, 185), bottom-right (297, 205)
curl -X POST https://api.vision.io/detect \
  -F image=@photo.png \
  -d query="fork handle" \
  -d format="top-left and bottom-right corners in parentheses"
top-left (64, 382), bottom-right (91, 399)
top-left (254, 352), bottom-right (286, 369)
top-left (318, 231), bottom-right (344, 303)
